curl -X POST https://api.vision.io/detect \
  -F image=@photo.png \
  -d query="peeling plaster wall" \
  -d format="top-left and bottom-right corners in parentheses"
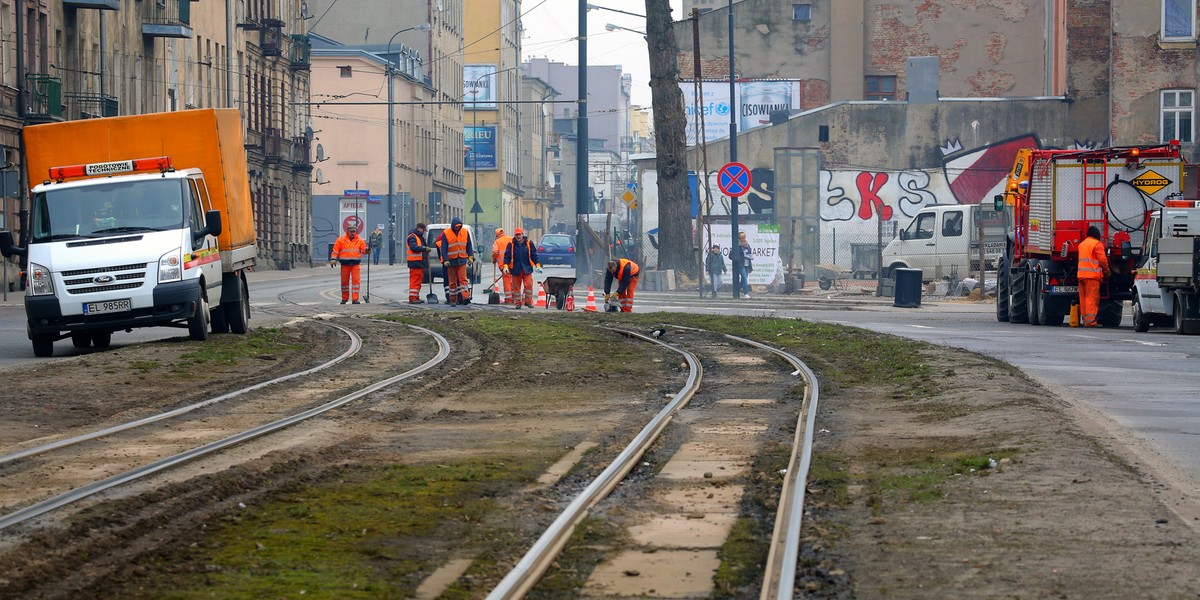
top-left (1111, 0), bottom-right (1199, 150)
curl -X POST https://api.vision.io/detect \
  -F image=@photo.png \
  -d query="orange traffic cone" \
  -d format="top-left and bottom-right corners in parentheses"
top-left (584, 286), bottom-right (598, 312)
top-left (535, 286), bottom-right (547, 308)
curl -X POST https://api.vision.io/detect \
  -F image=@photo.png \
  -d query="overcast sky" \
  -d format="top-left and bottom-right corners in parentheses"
top-left (520, 0), bottom-right (686, 107)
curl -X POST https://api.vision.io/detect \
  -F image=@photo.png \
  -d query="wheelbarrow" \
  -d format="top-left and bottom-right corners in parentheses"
top-left (814, 263), bottom-right (851, 291)
top-left (542, 276), bottom-right (577, 310)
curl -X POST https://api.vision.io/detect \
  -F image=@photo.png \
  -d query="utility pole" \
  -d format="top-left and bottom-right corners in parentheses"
top-left (728, 0), bottom-right (740, 299)
top-left (15, 0), bottom-right (28, 252)
top-left (575, 0), bottom-right (589, 282)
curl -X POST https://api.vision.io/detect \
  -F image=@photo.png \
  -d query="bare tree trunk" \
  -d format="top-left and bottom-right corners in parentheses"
top-left (645, 0), bottom-right (694, 276)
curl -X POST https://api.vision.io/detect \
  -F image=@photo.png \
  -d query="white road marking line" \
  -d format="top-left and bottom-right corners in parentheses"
top-left (909, 324), bottom-right (934, 329)
top-left (1120, 339), bottom-right (1168, 347)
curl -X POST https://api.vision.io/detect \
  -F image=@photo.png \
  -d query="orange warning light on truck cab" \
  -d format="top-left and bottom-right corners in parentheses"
top-left (48, 156), bottom-right (173, 181)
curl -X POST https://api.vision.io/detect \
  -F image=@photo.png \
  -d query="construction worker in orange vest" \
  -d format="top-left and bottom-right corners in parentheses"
top-left (1077, 225), bottom-right (1110, 327)
top-left (330, 224), bottom-right (369, 304)
top-left (491, 227), bottom-right (513, 304)
top-left (405, 222), bottom-right (432, 303)
top-left (437, 217), bottom-right (475, 306)
top-left (604, 258), bottom-right (640, 313)
top-left (501, 228), bottom-right (541, 308)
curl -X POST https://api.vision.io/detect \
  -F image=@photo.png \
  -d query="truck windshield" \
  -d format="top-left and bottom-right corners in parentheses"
top-left (31, 179), bottom-right (187, 242)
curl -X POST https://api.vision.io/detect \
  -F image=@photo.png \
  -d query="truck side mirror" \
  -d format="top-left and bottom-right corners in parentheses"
top-left (899, 229), bottom-right (909, 241)
top-left (200, 210), bottom-right (223, 238)
top-left (0, 231), bottom-right (26, 259)
top-left (1121, 240), bottom-right (1132, 260)
top-left (993, 194), bottom-right (1005, 212)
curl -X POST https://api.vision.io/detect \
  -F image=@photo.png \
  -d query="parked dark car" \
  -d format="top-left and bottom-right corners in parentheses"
top-left (538, 234), bottom-right (576, 267)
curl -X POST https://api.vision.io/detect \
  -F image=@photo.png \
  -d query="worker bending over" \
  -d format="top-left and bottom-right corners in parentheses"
top-left (406, 223), bottom-right (432, 303)
top-left (604, 258), bottom-right (640, 313)
top-left (502, 228), bottom-right (541, 309)
top-left (1077, 224), bottom-right (1110, 327)
top-left (330, 224), bottom-right (369, 304)
top-left (438, 217), bottom-right (475, 306)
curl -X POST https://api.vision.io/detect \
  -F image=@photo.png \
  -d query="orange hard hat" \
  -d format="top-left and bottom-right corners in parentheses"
top-left (514, 228), bottom-right (524, 236)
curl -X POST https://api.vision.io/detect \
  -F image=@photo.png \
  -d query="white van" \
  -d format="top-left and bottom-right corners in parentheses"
top-left (881, 204), bottom-right (1006, 281)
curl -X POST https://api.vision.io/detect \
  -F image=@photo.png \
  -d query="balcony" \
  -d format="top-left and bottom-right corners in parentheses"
top-left (260, 23), bottom-right (283, 57)
top-left (289, 34), bottom-right (311, 71)
top-left (264, 127), bottom-right (286, 164)
top-left (291, 137), bottom-right (313, 173)
top-left (24, 74), bottom-right (65, 124)
top-left (65, 93), bottom-right (119, 119)
top-left (244, 128), bottom-right (264, 151)
top-left (63, 0), bottom-right (119, 9)
top-left (143, 0), bottom-right (191, 38)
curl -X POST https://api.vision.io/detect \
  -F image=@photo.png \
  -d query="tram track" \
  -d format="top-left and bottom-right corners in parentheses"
top-left (488, 324), bottom-right (820, 599)
top-left (0, 321), bottom-right (450, 533)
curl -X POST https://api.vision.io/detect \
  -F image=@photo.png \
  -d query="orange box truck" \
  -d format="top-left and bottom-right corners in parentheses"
top-left (0, 108), bottom-right (257, 356)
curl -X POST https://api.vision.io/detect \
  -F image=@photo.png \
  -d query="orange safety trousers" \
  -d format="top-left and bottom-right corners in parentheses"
top-left (408, 268), bottom-right (425, 302)
top-left (511, 273), bottom-right (534, 306)
top-left (618, 277), bottom-right (639, 313)
top-left (447, 264), bottom-right (471, 302)
top-left (500, 272), bottom-right (514, 304)
top-left (340, 264), bottom-right (362, 302)
top-left (1079, 279), bottom-right (1100, 327)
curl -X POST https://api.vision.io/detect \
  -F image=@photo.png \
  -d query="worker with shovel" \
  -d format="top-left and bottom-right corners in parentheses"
top-left (405, 222), bottom-right (432, 303)
top-left (491, 227), bottom-right (513, 304)
top-left (438, 217), bottom-right (476, 306)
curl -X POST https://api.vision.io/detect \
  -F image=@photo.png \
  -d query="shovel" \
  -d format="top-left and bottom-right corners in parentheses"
top-left (363, 250), bottom-right (371, 304)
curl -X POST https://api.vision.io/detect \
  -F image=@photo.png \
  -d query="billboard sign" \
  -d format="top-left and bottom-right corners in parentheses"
top-left (464, 64), bottom-right (498, 109)
top-left (680, 80), bottom-right (802, 145)
top-left (465, 126), bottom-right (498, 170)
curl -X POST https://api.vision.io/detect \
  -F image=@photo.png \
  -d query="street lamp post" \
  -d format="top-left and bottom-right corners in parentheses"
top-left (386, 23), bottom-right (431, 266)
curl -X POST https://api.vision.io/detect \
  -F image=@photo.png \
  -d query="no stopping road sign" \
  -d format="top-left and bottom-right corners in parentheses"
top-left (718, 162), bottom-right (752, 197)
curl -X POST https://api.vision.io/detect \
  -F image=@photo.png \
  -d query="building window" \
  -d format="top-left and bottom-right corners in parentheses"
top-left (793, 4), bottom-right (811, 21)
top-left (1162, 89), bottom-right (1195, 143)
top-left (865, 76), bottom-right (897, 101)
top-left (338, 65), bottom-right (352, 78)
top-left (1163, 0), bottom-right (1196, 40)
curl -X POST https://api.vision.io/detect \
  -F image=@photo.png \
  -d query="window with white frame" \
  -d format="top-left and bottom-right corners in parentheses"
top-left (1162, 89), bottom-right (1194, 143)
top-left (1162, 0), bottom-right (1196, 41)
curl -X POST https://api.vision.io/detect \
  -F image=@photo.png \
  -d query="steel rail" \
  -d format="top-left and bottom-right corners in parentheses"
top-left (722, 334), bottom-right (820, 600)
top-left (485, 328), bottom-right (703, 600)
top-left (0, 324), bottom-right (450, 532)
top-left (0, 322), bottom-right (362, 466)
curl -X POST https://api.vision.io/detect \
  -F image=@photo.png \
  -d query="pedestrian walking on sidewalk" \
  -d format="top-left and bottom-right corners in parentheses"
top-left (330, 224), bottom-right (369, 304)
top-left (705, 244), bottom-right (726, 298)
top-left (368, 224), bottom-right (383, 265)
top-left (501, 228), bottom-right (541, 308)
top-left (734, 231), bottom-right (754, 299)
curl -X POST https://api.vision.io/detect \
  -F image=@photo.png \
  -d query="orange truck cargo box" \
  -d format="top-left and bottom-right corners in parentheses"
top-left (23, 108), bottom-right (256, 253)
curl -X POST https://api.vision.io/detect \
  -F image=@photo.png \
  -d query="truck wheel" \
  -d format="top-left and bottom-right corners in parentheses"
top-left (1098, 299), bottom-right (1123, 327)
top-left (92, 331), bottom-right (112, 348)
top-left (32, 334), bottom-right (54, 357)
top-left (1009, 267), bottom-right (1029, 324)
top-left (1173, 293), bottom-right (1194, 335)
top-left (1133, 298), bottom-right (1150, 332)
top-left (1026, 271), bottom-right (1040, 326)
top-left (189, 294), bottom-right (211, 341)
top-left (225, 276), bottom-right (250, 334)
top-left (996, 258), bottom-right (1010, 322)
top-left (71, 333), bottom-right (92, 348)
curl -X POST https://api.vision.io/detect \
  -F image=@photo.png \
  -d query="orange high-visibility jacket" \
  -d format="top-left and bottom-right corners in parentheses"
top-left (492, 234), bottom-right (512, 262)
top-left (1077, 236), bottom-right (1109, 281)
top-left (331, 234), bottom-right (368, 263)
top-left (440, 226), bottom-right (471, 262)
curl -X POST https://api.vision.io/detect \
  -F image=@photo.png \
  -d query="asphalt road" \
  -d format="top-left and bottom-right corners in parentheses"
top-left (3, 267), bottom-right (1197, 500)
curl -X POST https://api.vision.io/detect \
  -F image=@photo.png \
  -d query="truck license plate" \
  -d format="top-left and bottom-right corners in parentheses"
top-left (1051, 286), bottom-right (1078, 293)
top-left (83, 298), bottom-right (132, 315)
